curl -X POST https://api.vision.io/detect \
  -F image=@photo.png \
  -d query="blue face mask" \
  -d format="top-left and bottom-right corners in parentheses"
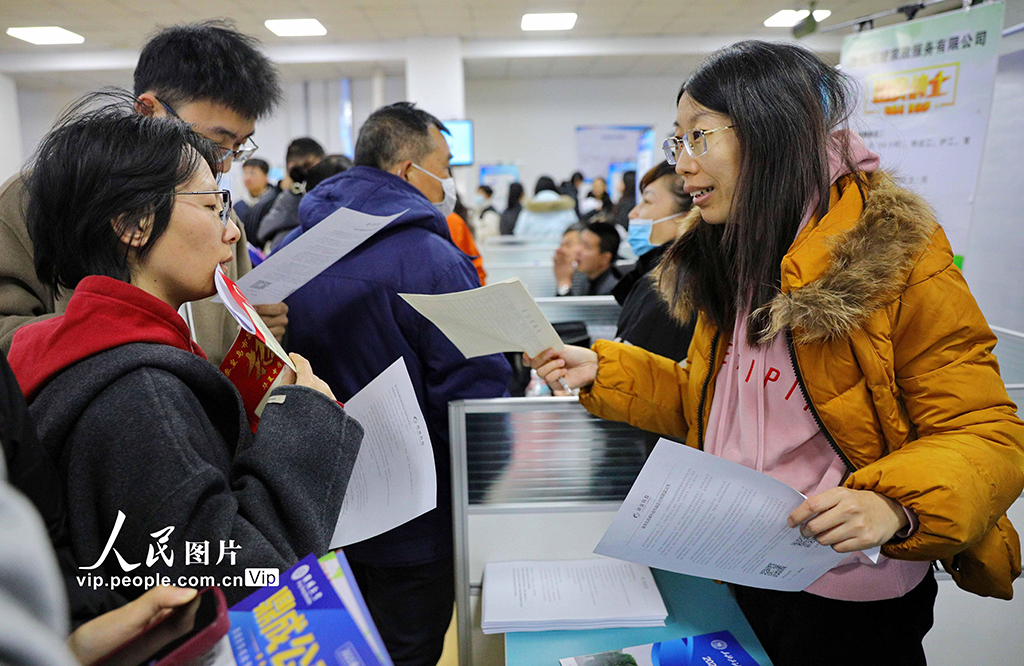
top-left (628, 213), bottom-right (682, 257)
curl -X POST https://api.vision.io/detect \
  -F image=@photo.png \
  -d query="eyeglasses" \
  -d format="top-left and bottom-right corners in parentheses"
top-left (175, 190), bottom-right (233, 227)
top-left (156, 97), bottom-right (259, 163)
top-left (662, 126), bottom-right (735, 165)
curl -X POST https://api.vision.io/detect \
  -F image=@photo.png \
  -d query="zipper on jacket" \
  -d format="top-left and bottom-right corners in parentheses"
top-left (785, 328), bottom-right (856, 472)
top-left (696, 330), bottom-right (722, 450)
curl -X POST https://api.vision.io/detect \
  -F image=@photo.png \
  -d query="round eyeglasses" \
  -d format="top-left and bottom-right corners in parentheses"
top-left (662, 125), bottom-right (734, 165)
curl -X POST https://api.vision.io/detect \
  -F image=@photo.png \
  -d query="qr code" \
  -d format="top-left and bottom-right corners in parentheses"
top-left (790, 535), bottom-right (817, 549)
top-left (251, 280), bottom-right (271, 290)
top-left (759, 563), bottom-right (787, 578)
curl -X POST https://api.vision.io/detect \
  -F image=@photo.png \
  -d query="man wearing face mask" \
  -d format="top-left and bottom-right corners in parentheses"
top-left (256, 137), bottom-right (325, 252)
top-left (612, 161), bottom-right (700, 362)
top-left (280, 102), bottom-right (511, 666)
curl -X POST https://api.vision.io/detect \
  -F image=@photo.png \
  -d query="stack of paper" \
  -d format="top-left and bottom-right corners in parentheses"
top-left (481, 559), bottom-right (668, 634)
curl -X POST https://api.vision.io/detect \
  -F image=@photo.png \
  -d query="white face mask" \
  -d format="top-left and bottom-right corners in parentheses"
top-left (410, 163), bottom-right (457, 218)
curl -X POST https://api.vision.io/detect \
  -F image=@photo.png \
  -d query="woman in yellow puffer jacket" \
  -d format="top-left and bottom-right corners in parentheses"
top-left (527, 41), bottom-right (1024, 666)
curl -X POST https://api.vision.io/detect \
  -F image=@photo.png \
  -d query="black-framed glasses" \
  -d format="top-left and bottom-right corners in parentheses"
top-left (175, 190), bottom-right (232, 227)
top-left (662, 126), bottom-right (735, 164)
top-left (156, 97), bottom-right (259, 163)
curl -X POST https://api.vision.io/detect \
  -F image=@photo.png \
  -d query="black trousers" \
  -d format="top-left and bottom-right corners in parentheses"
top-left (348, 556), bottom-right (455, 666)
top-left (730, 568), bottom-right (938, 666)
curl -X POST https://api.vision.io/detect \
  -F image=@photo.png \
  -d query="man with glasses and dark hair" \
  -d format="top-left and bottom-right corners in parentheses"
top-left (0, 19), bottom-right (288, 365)
top-left (283, 101), bottom-right (511, 666)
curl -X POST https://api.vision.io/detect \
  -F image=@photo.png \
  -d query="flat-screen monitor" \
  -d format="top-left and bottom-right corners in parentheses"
top-left (443, 120), bottom-right (474, 166)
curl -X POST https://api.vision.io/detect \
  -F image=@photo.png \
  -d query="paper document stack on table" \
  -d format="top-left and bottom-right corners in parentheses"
top-left (481, 559), bottom-right (668, 634)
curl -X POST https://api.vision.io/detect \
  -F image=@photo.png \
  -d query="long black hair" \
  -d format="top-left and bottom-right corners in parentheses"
top-left (506, 182), bottom-right (524, 209)
top-left (26, 89), bottom-right (222, 293)
top-left (657, 40), bottom-right (862, 344)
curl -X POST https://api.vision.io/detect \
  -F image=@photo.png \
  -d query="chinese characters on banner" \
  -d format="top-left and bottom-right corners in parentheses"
top-left (840, 2), bottom-right (1004, 262)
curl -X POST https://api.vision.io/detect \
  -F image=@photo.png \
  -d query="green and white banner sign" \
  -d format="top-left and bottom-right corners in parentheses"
top-left (841, 2), bottom-right (1005, 262)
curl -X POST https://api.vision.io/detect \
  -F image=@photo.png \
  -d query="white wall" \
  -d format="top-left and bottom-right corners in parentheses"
top-left (924, 496), bottom-right (1024, 665)
top-left (962, 49), bottom-right (1024, 333)
top-left (0, 74), bottom-right (22, 184)
top-left (464, 75), bottom-right (684, 196)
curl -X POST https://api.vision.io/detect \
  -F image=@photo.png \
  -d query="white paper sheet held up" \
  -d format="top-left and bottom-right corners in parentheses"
top-left (399, 278), bottom-right (565, 358)
top-left (595, 440), bottom-right (878, 592)
top-left (330, 357), bottom-right (436, 548)
top-left (224, 207), bottom-right (404, 305)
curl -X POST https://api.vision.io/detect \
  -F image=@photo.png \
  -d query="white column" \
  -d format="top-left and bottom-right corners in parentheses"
top-left (0, 74), bottom-right (23, 183)
top-left (404, 37), bottom-right (465, 121)
top-left (371, 69), bottom-right (386, 111)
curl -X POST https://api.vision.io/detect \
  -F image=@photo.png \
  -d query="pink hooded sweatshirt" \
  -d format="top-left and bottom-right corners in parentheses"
top-left (703, 131), bottom-right (931, 601)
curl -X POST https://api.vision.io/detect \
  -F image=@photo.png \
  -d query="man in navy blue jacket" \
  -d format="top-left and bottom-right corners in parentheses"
top-left (284, 102), bottom-right (511, 666)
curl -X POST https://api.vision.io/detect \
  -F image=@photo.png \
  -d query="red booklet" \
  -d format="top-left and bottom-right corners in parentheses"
top-left (219, 330), bottom-right (287, 432)
top-left (214, 267), bottom-right (295, 431)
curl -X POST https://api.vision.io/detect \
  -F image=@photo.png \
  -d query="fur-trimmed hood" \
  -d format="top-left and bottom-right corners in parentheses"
top-left (656, 172), bottom-right (939, 344)
top-left (523, 190), bottom-right (576, 213)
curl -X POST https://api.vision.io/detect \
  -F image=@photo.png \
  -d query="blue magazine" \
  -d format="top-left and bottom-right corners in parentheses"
top-left (227, 553), bottom-right (388, 666)
top-left (559, 630), bottom-right (757, 666)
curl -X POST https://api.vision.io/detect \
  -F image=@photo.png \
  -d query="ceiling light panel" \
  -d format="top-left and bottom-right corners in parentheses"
top-left (763, 9), bottom-right (831, 27)
top-left (6, 26), bottom-right (84, 45)
top-left (521, 13), bottom-right (578, 31)
top-left (264, 19), bottom-right (327, 37)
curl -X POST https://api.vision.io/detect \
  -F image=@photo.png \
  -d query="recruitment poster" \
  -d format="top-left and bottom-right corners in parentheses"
top-left (840, 2), bottom-right (1004, 263)
top-left (575, 125), bottom-right (652, 185)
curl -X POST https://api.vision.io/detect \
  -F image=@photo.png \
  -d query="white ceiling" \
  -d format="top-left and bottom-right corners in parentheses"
top-left (0, 0), bottom-right (1020, 87)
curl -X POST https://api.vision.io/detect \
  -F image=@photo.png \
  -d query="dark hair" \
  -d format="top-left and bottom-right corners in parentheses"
top-left (584, 221), bottom-right (620, 259)
top-left (26, 90), bottom-right (222, 292)
top-left (243, 157), bottom-right (269, 174)
top-left (286, 137), bottom-right (325, 163)
top-left (478, 184), bottom-right (493, 197)
top-left (453, 194), bottom-right (469, 222)
top-left (506, 182), bottom-right (524, 209)
top-left (659, 40), bottom-right (861, 344)
top-left (354, 102), bottom-right (448, 171)
top-left (563, 221), bottom-right (585, 236)
top-left (134, 20), bottom-right (281, 120)
top-left (621, 170), bottom-right (636, 193)
top-left (571, 172), bottom-right (584, 185)
top-left (305, 154), bottom-right (353, 192)
top-left (534, 176), bottom-right (559, 196)
top-left (640, 161), bottom-right (692, 214)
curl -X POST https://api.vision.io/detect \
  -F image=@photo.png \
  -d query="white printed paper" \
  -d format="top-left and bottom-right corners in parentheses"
top-left (399, 278), bottom-right (565, 358)
top-left (481, 559), bottom-right (667, 634)
top-left (226, 208), bottom-right (404, 305)
top-left (330, 358), bottom-right (436, 548)
top-left (595, 440), bottom-right (873, 592)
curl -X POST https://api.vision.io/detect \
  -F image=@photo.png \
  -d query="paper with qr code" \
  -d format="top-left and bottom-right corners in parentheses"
top-left (595, 440), bottom-right (879, 592)
top-left (219, 207), bottom-right (404, 305)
